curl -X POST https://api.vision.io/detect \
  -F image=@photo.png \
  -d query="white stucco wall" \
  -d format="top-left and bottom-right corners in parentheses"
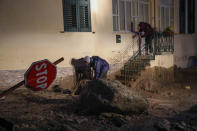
top-left (0, 0), bottom-right (196, 70)
top-left (173, 0), bottom-right (197, 68)
top-left (153, 32), bottom-right (197, 69)
top-left (0, 0), bottom-right (136, 70)
top-left (150, 54), bottom-right (174, 68)
top-left (174, 34), bottom-right (197, 68)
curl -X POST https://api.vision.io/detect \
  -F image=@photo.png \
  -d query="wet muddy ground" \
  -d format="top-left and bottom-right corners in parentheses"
top-left (0, 71), bottom-right (197, 130)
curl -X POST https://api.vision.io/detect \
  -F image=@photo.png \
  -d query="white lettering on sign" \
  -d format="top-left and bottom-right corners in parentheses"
top-left (35, 63), bottom-right (48, 89)
top-left (36, 76), bottom-right (47, 84)
top-left (36, 83), bottom-right (47, 89)
top-left (36, 69), bottom-right (47, 77)
top-left (36, 63), bottom-right (47, 71)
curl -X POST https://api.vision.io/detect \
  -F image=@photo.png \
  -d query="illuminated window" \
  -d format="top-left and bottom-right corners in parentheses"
top-left (62, 0), bottom-right (91, 32)
top-left (112, 0), bottom-right (150, 32)
top-left (158, 0), bottom-right (174, 32)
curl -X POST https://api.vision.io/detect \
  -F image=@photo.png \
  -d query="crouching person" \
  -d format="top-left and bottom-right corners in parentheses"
top-left (71, 57), bottom-right (93, 95)
top-left (84, 56), bottom-right (109, 79)
top-left (71, 58), bottom-right (92, 85)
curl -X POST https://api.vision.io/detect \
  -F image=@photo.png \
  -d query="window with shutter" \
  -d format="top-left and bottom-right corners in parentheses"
top-left (63, 0), bottom-right (91, 32)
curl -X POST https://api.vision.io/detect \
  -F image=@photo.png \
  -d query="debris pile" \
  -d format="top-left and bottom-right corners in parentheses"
top-left (78, 79), bottom-right (149, 114)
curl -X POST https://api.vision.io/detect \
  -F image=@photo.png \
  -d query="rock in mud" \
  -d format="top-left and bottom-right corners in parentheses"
top-left (78, 79), bottom-right (149, 114)
top-left (154, 119), bottom-right (171, 131)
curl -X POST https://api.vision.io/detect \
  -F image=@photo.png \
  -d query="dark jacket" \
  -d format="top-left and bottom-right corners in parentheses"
top-left (91, 56), bottom-right (109, 79)
top-left (138, 22), bottom-right (154, 38)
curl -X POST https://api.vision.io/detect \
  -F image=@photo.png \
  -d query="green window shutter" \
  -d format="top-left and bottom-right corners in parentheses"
top-left (63, 0), bottom-right (91, 32)
top-left (63, 0), bottom-right (78, 32)
top-left (78, 0), bottom-right (91, 32)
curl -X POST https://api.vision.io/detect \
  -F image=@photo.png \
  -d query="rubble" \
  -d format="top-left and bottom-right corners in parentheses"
top-left (78, 79), bottom-right (149, 114)
top-left (154, 119), bottom-right (171, 131)
top-left (0, 117), bottom-right (14, 131)
top-left (0, 67), bottom-right (197, 130)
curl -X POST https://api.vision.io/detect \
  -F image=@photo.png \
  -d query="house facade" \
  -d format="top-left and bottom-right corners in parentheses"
top-left (0, 0), bottom-right (196, 70)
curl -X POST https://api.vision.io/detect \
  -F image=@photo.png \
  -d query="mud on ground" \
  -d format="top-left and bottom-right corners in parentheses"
top-left (0, 68), bottom-right (197, 130)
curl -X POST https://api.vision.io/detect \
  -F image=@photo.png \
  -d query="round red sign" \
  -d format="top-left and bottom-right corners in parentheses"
top-left (24, 59), bottom-right (57, 91)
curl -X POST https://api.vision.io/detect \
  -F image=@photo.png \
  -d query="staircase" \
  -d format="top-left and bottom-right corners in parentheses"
top-left (115, 32), bottom-right (174, 86)
top-left (115, 54), bottom-right (154, 85)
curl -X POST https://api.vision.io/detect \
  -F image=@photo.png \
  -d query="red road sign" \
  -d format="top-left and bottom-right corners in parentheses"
top-left (24, 59), bottom-right (57, 91)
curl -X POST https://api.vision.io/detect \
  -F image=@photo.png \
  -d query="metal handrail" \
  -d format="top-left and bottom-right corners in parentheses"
top-left (153, 32), bottom-right (174, 54)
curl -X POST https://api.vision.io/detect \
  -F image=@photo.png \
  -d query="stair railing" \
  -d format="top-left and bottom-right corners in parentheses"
top-left (123, 32), bottom-right (174, 85)
top-left (153, 32), bottom-right (174, 54)
top-left (108, 36), bottom-right (140, 74)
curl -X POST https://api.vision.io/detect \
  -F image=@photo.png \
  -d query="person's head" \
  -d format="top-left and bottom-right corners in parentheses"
top-left (138, 22), bottom-right (145, 30)
top-left (84, 56), bottom-right (90, 65)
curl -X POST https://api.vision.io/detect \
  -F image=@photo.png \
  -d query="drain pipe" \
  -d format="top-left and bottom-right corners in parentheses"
top-left (154, 0), bottom-right (156, 29)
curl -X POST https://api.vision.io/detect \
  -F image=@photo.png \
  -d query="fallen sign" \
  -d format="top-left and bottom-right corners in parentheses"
top-left (0, 57), bottom-right (64, 98)
top-left (25, 59), bottom-right (57, 91)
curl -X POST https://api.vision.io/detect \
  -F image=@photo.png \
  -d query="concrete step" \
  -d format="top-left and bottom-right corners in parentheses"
top-left (115, 55), bottom-right (153, 84)
top-left (123, 66), bottom-right (146, 71)
top-left (124, 62), bottom-right (150, 69)
top-left (115, 75), bottom-right (137, 82)
top-left (136, 55), bottom-right (155, 60)
top-left (120, 69), bottom-right (143, 76)
top-left (128, 59), bottom-right (150, 63)
top-left (121, 70), bottom-right (139, 75)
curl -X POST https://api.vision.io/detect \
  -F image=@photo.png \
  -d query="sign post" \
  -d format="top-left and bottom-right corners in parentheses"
top-left (0, 57), bottom-right (64, 98)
